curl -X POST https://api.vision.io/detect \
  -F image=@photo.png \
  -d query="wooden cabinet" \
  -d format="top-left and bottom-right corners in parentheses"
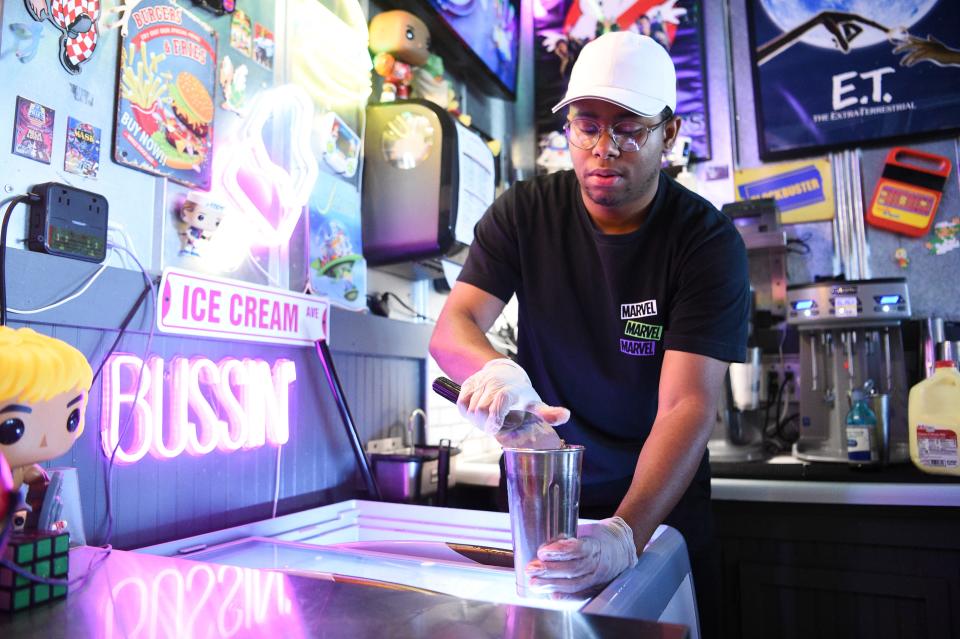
top-left (713, 500), bottom-right (960, 638)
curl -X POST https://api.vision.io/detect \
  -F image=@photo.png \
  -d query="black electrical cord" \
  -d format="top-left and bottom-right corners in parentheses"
top-left (777, 412), bottom-right (800, 443)
top-left (89, 280), bottom-right (153, 389)
top-left (99, 244), bottom-right (157, 547)
top-left (764, 376), bottom-right (789, 438)
top-left (382, 291), bottom-right (435, 322)
top-left (0, 195), bottom-right (30, 326)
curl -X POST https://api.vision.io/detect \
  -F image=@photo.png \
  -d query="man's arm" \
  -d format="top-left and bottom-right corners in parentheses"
top-left (615, 349), bottom-right (729, 553)
top-left (526, 348), bottom-right (728, 593)
top-left (428, 282), bottom-right (507, 383)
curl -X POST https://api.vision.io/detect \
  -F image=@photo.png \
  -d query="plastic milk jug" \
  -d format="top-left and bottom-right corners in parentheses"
top-left (908, 360), bottom-right (960, 476)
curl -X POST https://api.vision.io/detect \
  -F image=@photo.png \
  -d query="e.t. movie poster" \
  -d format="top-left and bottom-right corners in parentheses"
top-left (113, 0), bottom-right (217, 188)
top-left (534, 0), bottom-right (710, 171)
top-left (748, 0), bottom-right (960, 160)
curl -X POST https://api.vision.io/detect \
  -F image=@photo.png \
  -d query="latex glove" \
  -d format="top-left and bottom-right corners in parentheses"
top-left (526, 516), bottom-right (638, 594)
top-left (457, 358), bottom-right (570, 435)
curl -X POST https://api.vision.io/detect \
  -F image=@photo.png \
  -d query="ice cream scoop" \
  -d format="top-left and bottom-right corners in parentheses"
top-left (431, 377), bottom-right (564, 450)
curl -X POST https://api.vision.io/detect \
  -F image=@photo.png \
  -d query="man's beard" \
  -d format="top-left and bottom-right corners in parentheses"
top-left (582, 163), bottom-right (659, 210)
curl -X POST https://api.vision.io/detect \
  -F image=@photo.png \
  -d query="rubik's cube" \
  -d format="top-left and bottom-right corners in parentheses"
top-left (0, 531), bottom-right (69, 612)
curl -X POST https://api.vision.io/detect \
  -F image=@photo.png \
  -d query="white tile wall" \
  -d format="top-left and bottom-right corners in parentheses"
top-left (425, 355), bottom-right (500, 457)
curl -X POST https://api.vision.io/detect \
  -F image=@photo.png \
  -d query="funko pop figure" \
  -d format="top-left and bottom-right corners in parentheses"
top-left (0, 326), bottom-right (92, 495)
top-left (369, 10), bottom-right (431, 102)
top-left (178, 191), bottom-right (228, 257)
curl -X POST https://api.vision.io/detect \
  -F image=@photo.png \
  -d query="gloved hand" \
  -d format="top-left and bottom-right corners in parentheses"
top-left (457, 358), bottom-right (570, 435)
top-left (526, 516), bottom-right (638, 594)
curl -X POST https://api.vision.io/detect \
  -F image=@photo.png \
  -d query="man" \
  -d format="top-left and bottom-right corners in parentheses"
top-left (429, 31), bottom-right (748, 637)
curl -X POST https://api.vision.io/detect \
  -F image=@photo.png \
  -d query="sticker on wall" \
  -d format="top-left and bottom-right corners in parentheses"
top-left (8, 22), bottom-right (45, 64)
top-left (734, 158), bottom-right (835, 224)
top-left (23, 0), bottom-right (102, 74)
top-left (318, 111), bottom-right (360, 177)
top-left (69, 83), bottom-right (94, 106)
top-left (12, 96), bottom-right (55, 164)
top-left (113, 0), bottom-right (217, 189)
top-left (230, 9), bottom-right (252, 57)
top-left (219, 55), bottom-right (248, 115)
top-left (63, 116), bottom-right (100, 178)
top-left (308, 172), bottom-right (366, 310)
top-left (253, 23), bottom-right (274, 69)
top-left (925, 216), bottom-right (960, 257)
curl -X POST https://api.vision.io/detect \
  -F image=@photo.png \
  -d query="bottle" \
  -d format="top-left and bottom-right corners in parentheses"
top-left (908, 360), bottom-right (960, 476)
top-left (846, 388), bottom-right (879, 466)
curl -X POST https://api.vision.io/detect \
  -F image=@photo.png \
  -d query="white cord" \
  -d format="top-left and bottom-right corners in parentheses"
top-left (100, 241), bottom-right (156, 546)
top-left (271, 444), bottom-right (283, 519)
top-left (107, 223), bottom-right (142, 268)
top-left (7, 262), bottom-right (109, 315)
top-left (247, 250), bottom-right (281, 286)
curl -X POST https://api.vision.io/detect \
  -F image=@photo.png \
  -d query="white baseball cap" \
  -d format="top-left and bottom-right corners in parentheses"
top-left (552, 32), bottom-right (677, 117)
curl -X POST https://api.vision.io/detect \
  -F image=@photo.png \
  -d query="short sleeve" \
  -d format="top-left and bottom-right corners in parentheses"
top-left (457, 187), bottom-right (522, 303)
top-left (662, 221), bottom-right (750, 363)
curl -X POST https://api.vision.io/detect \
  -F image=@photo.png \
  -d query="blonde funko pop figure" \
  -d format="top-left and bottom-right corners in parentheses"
top-left (369, 10), bottom-right (431, 102)
top-left (0, 327), bottom-right (92, 498)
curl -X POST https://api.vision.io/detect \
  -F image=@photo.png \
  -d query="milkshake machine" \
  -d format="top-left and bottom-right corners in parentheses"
top-left (787, 278), bottom-right (911, 463)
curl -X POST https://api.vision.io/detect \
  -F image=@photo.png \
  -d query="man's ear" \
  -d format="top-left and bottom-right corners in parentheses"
top-left (662, 116), bottom-right (683, 152)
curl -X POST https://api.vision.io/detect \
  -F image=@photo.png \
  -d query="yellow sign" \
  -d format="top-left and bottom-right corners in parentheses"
top-left (734, 158), bottom-right (834, 224)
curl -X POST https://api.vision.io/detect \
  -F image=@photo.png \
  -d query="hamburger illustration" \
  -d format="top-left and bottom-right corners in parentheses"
top-left (152, 72), bottom-right (214, 171)
top-left (170, 72), bottom-right (214, 138)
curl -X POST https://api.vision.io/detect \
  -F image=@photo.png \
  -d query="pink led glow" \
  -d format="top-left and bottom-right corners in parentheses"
top-left (100, 354), bottom-right (297, 464)
top-left (102, 354), bottom-right (157, 464)
top-left (218, 85), bottom-right (319, 247)
top-left (103, 564), bottom-right (295, 639)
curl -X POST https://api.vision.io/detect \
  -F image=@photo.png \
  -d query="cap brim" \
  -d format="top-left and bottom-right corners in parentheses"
top-left (551, 86), bottom-right (669, 117)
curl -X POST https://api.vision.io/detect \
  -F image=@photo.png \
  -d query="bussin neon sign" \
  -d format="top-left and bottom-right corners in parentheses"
top-left (103, 564), bottom-right (295, 639)
top-left (101, 354), bottom-right (297, 464)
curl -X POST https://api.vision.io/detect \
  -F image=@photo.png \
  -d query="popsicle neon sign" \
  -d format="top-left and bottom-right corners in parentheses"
top-left (101, 353), bottom-right (297, 464)
top-left (219, 84), bottom-right (319, 247)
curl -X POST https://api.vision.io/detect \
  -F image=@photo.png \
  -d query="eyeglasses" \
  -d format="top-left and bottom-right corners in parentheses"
top-left (563, 117), bottom-right (668, 153)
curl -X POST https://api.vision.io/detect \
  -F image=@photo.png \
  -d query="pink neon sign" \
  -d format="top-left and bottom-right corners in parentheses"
top-left (103, 564), bottom-right (298, 639)
top-left (101, 354), bottom-right (297, 464)
top-left (218, 85), bottom-right (319, 247)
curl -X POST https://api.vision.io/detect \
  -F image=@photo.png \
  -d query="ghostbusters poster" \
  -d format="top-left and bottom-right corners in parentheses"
top-left (534, 0), bottom-right (710, 171)
top-left (748, 0), bottom-right (960, 160)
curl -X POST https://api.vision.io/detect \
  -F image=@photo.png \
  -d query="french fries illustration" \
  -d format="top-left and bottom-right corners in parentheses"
top-left (120, 41), bottom-right (173, 109)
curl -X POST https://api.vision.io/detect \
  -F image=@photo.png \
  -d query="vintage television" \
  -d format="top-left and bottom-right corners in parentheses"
top-left (387, 0), bottom-right (519, 99)
top-left (361, 100), bottom-right (495, 280)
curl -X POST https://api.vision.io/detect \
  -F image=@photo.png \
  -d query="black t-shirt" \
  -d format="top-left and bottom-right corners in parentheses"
top-left (459, 169), bottom-right (749, 508)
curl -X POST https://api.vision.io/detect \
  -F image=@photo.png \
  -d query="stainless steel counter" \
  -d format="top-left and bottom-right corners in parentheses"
top-left (0, 546), bottom-right (688, 639)
top-left (711, 477), bottom-right (960, 506)
top-left (711, 454), bottom-right (960, 506)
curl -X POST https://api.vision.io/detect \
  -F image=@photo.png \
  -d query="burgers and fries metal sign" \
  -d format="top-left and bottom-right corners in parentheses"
top-left (113, 0), bottom-right (217, 188)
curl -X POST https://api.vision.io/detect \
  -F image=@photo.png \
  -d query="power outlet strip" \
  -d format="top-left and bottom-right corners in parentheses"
top-left (761, 355), bottom-right (799, 403)
top-left (27, 182), bottom-right (108, 263)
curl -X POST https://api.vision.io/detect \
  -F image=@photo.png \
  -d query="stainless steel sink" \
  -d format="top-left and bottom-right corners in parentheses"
top-left (366, 437), bottom-right (460, 503)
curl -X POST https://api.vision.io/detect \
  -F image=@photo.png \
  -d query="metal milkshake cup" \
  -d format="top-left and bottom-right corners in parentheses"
top-left (503, 445), bottom-right (583, 598)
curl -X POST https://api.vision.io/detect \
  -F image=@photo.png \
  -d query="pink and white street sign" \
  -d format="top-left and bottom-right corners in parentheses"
top-left (157, 267), bottom-right (329, 346)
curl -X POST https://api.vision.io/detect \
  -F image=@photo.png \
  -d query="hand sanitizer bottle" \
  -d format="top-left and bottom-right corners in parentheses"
top-left (846, 387), bottom-right (879, 466)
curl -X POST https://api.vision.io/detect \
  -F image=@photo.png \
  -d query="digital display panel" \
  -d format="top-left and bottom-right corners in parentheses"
top-left (834, 295), bottom-right (859, 317)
